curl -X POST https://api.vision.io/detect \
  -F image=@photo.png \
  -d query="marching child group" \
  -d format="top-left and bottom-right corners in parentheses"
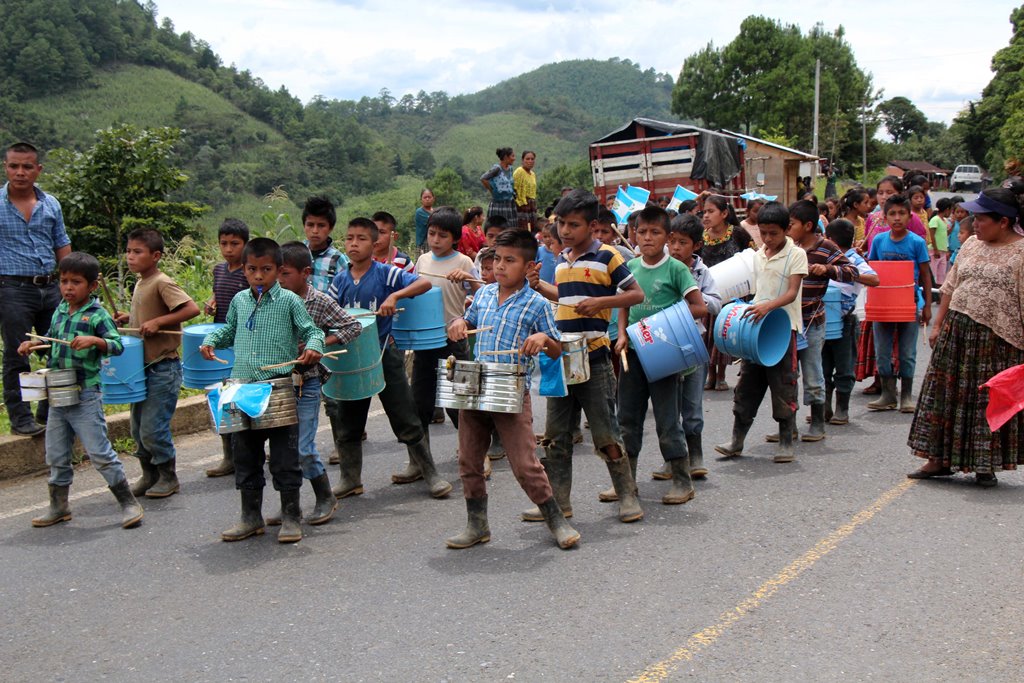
top-left (24, 157), bottom-right (1020, 548)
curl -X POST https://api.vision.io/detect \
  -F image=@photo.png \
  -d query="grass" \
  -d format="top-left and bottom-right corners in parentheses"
top-left (432, 112), bottom-right (583, 175)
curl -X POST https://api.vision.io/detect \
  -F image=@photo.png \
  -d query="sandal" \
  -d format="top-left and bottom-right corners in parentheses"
top-left (976, 472), bottom-right (998, 487)
top-left (907, 466), bottom-right (953, 479)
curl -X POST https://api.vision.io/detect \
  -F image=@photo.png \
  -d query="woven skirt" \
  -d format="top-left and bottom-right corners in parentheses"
top-left (487, 201), bottom-right (518, 225)
top-left (855, 320), bottom-right (900, 380)
top-left (908, 311), bottom-right (1024, 472)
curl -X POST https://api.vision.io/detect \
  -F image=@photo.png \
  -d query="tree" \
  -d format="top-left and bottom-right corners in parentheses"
top-left (429, 166), bottom-right (470, 208)
top-left (537, 160), bottom-right (593, 212)
top-left (46, 124), bottom-right (207, 286)
top-left (877, 96), bottom-right (928, 144)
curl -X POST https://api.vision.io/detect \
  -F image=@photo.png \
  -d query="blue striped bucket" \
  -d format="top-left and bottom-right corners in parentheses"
top-left (183, 323), bottom-right (235, 388)
top-left (824, 284), bottom-right (843, 340)
top-left (100, 336), bottom-right (147, 404)
top-left (713, 302), bottom-right (792, 367)
top-left (626, 300), bottom-right (709, 382)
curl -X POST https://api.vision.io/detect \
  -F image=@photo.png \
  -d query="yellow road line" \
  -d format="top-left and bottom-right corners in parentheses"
top-left (627, 478), bottom-right (918, 683)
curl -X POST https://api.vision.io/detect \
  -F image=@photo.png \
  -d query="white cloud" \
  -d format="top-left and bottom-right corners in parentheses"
top-left (159, 0), bottom-right (1016, 125)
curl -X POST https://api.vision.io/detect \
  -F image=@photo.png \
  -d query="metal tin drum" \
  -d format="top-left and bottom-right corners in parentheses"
top-left (250, 377), bottom-right (298, 430)
top-left (44, 368), bottom-right (77, 388)
top-left (451, 360), bottom-right (482, 395)
top-left (209, 404), bottom-right (251, 435)
top-left (435, 361), bottom-right (525, 414)
top-left (560, 333), bottom-right (590, 385)
top-left (45, 368), bottom-right (80, 407)
top-left (19, 370), bottom-right (48, 402)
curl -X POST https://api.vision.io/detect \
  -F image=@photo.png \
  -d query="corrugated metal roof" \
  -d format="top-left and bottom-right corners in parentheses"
top-left (721, 129), bottom-right (818, 160)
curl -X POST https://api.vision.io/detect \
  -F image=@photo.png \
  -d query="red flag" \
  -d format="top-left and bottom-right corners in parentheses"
top-left (981, 364), bottom-right (1024, 432)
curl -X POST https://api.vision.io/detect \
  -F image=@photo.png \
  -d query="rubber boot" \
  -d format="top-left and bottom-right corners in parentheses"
top-left (662, 457), bottom-right (695, 505)
top-left (109, 479), bottom-right (144, 528)
top-left (598, 454), bottom-right (637, 503)
top-left (867, 376), bottom-right (898, 411)
top-left (687, 434), bottom-right (707, 479)
top-left (824, 388), bottom-right (834, 423)
top-left (408, 438), bottom-right (452, 498)
top-left (899, 377), bottom-right (916, 413)
top-left (714, 418), bottom-right (752, 457)
top-left (765, 422), bottom-right (800, 443)
top-left (537, 497), bottom-right (580, 549)
top-left (486, 430), bottom-right (506, 460)
top-left (145, 460), bottom-right (180, 498)
top-left (774, 417), bottom-right (796, 463)
top-left (277, 490), bottom-right (302, 543)
top-left (606, 455), bottom-right (644, 522)
top-left (522, 456), bottom-right (572, 522)
top-left (332, 444), bottom-right (364, 498)
top-left (802, 403), bottom-right (826, 442)
top-left (130, 454), bottom-right (159, 497)
top-left (306, 473), bottom-right (338, 525)
top-left (651, 461), bottom-right (672, 480)
top-left (221, 489), bottom-right (265, 541)
top-left (391, 460), bottom-right (423, 484)
top-left (831, 392), bottom-right (851, 425)
top-left (35, 399), bottom-right (49, 425)
top-left (445, 497), bottom-right (490, 549)
top-left (205, 435), bottom-right (235, 477)
top-left (32, 484), bottom-right (71, 527)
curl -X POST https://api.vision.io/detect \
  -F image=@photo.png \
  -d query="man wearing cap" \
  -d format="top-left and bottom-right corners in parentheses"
top-left (1, 142), bottom-right (71, 436)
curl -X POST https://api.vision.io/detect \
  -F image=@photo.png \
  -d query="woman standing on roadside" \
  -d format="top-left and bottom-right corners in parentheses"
top-left (907, 185), bottom-right (1024, 487)
top-left (414, 188), bottom-right (434, 253)
top-left (480, 147), bottom-right (517, 226)
top-left (513, 151), bottom-right (538, 231)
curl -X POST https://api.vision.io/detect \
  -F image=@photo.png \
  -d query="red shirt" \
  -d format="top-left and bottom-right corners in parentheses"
top-left (457, 225), bottom-right (485, 257)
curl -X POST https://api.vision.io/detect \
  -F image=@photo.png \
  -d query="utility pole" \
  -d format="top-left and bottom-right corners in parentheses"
top-left (812, 59), bottom-right (820, 158)
top-left (862, 101), bottom-right (868, 185)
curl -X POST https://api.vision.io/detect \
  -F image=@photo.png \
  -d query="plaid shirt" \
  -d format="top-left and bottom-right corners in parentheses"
top-left (202, 282), bottom-right (325, 382)
top-left (47, 297), bottom-right (123, 387)
top-left (0, 184), bottom-right (71, 276)
top-left (299, 286), bottom-right (361, 381)
top-left (307, 238), bottom-right (349, 293)
top-left (464, 280), bottom-right (560, 390)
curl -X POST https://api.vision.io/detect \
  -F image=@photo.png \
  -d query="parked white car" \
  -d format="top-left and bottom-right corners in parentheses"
top-left (951, 164), bottom-right (983, 192)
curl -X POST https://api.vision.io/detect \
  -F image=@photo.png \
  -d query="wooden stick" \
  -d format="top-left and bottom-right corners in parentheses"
top-left (386, 232), bottom-right (395, 266)
top-left (25, 333), bottom-right (72, 346)
top-left (117, 327), bottom-right (184, 335)
top-left (28, 344), bottom-right (51, 351)
top-left (478, 349), bottom-right (521, 356)
top-left (620, 349), bottom-right (629, 372)
top-left (98, 273), bottom-right (120, 316)
top-left (322, 349), bottom-right (348, 357)
top-left (208, 355), bottom-right (230, 365)
top-left (352, 308), bottom-right (405, 317)
top-left (258, 359), bottom-right (303, 371)
top-left (465, 327), bottom-right (492, 335)
top-left (418, 271), bottom-right (486, 284)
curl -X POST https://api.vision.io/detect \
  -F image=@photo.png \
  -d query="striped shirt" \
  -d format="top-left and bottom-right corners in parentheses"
top-left (202, 282), bottom-right (325, 382)
top-left (299, 286), bottom-right (361, 382)
top-left (801, 237), bottom-right (857, 327)
top-left (0, 184), bottom-right (70, 276)
top-left (47, 297), bottom-right (124, 388)
top-left (554, 239), bottom-right (636, 360)
top-left (307, 238), bottom-right (349, 293)
top-left (211, 262), bottom-right (249, 324)
top-left (465, 281), bottom-right (560, 389)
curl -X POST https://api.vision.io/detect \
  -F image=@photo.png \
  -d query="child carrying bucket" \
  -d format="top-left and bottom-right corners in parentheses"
top-left (613, 206), bottom-right (707, 505)
top-left (714, 202), bottom-right (808, 464)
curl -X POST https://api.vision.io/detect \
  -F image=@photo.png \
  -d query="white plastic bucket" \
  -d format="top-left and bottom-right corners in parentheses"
top-left (708, 249), bottom-right (757, 300)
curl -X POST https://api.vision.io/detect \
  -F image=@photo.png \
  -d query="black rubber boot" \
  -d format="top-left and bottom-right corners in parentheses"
top-left (221, 489), bottom-right (265, 541)
top-left (205, 434), bottom-right (235, 477)
top-left (651, 461), bottom-right (672, 480)
top-left (899, 377), bottom-right (916, 413)
top-left (831, 392), bottom-right (851, 425)
top-left (109, 479), bottom-right (144, 528)
top-left (538, 497), bottom-right (580, 549)
top-left (823, 388), bottom-right (834, 423)
top-left (867, 376), bottom-right (898, 411)
top-left (306, 473), bottom-right (338, 525)
top-left (606, 455), bottom-right (643, 522)
top-left (32, 484), bottom-right (71, 527)
top-left (687, 434), bottom-right (707, 478)
top-left (598, 454), bottom-right (638, 502)
top-left (774, 417), bottom-right (796, 463)
top-left (277, 490), bottom-right (302, 543)
top-left (445, 497), bottom-right (490, 549)
top-left (145, 460), bottom-right (180, 498)
top-left (390, 460), bottom-right (423, 484)
top-left (130, 454), bottom-right (159, 497)
top-left (715, 418), bottom-right (752, 457)
top-left (802, 403), bottom-right (827, 442)
top-left (522, 456), bottom-right (572, 522)
top-left (35, 399), bottom-right (49, 425)
top-left (332, 442), bottom-right (364, 498)
top-left (662, 457), bottom-right (695, 505)
top-left (408, 438), bottom-right (452, 498)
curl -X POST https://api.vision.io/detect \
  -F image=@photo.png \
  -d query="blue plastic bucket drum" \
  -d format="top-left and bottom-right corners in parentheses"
top-left (100, 336), bottom-right (147, 404)
top-left (713, 302), bottom-right (792, 367)
top-left (322, 308), bottom-right (386, 401)
top-left (183, 323), bottom-right (235, 389)
top-left (392, 286), bottom-right (447, 351)
top-left (824, 284), bottom-right (843, 341)
top-left (626, 300), bottom-right (710, 382)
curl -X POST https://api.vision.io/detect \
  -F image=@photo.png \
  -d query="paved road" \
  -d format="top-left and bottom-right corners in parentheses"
top-left (2, 338), bottom-right (1022, 682)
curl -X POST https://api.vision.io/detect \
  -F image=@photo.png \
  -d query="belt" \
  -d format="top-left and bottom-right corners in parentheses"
top-left (1, 274), bottom-right (56, 286)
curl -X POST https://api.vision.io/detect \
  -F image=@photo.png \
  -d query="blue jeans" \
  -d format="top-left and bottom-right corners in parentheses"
top-left (0, 279), bottom-right (60, 425)
top-left (295, 377), bottom-right (325, 479)
top-left (679, 364), bottom-right (707, 436)
top-left (544, 355), bottom-right (624, 461)
top-left (130, 359), bottom-right (182, 465)
top-left (873, 321), bottom-right (919, 379)
top-left (798, 321), bottom-right (826, 406)
top-left (618, 349), bottom-right (689, 463)
top-left (45, 388), bottom-right (126, 487)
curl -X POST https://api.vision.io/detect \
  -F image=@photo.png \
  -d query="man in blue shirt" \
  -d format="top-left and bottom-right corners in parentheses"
top-left (0, 142), bottom-right (71, 436)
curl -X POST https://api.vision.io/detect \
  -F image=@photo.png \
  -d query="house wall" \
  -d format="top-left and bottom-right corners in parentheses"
top-left (742, 140), bottom-right (804, 205)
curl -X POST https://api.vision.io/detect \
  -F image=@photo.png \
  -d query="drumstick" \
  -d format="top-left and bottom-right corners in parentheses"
top-left (117, 327), bottom-right (184, 335)
top-left (352, 308), bottom-right (405, 317)
top-left (465, 327), bottom-right (493, 335)
top-left (25, 333), bottom-right (72, 346)
top-left (98, 273), bottom-right (120, 316)
top-left (322, 349), bottom-right (348, 357)
top-left (386, 232), bottom-right (395, 266)
top-left (259, 350), bottom-right (346, 371)
top-left (28, 344), bottom-right (51, 351)
top-left (620, 349), bottom-right (629, 372)
top-left (418, 271), bottom-right (486, 284)
top-left (478, 349), bottom-right (522, 356)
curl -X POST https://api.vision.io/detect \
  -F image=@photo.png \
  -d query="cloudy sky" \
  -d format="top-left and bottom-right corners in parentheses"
top-left (158, 0), bottom-right (1015, 126)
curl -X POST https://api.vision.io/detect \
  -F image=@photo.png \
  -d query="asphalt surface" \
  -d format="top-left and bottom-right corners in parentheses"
top-left (2, 337), bottom-right (1022, 682)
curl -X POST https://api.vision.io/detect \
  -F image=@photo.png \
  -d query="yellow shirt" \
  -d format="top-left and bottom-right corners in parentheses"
top-left (752, 237), bottom-right (809, 333)
top-left (512, 166), bottom-right (536, 208)
top-left (853, 215), bottom-right (865, 243)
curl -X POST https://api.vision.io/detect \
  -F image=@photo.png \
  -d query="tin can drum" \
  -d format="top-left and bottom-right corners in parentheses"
top-left (560, 333), bottom-right (590, 385)
top-left (249, 377), bottom-right (298, 430)
top-left (435, 361), bottom-right (525, 414)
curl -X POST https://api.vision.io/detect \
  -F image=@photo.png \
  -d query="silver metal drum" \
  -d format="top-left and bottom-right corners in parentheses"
top-left (19, 370), bottom-right (48, 402)
top-left (44, 368), bottom-right (78, 388)
top-left (560, 333), bottom-right (590, 385)
top-left (435, 361), bottom-right (525, 414)
top-left (250, 376), bottom-right (298, 430)
top-left (211, 406), bottom-right (251, 435)
top-left (451, 361), bottom-right (482, 395)
top-left (48, 386), bottom-right (81, 407)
